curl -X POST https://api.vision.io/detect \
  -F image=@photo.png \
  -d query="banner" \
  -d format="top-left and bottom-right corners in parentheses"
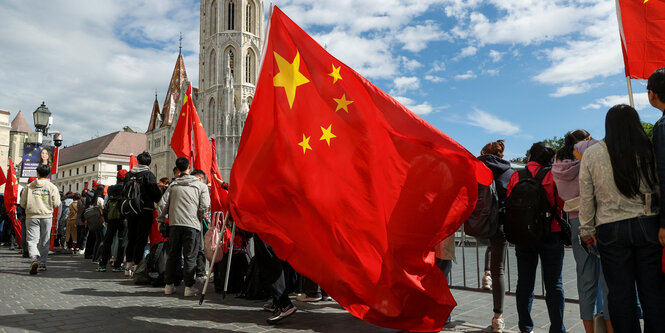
top-left (20, 143), bottom-right (57, 178)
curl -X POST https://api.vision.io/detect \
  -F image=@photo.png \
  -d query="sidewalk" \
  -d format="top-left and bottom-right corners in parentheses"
top-left (0, 246), bottom-right (583, 332)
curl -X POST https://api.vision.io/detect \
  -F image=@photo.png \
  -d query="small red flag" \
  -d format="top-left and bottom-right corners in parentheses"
top-left (129, 154), bottom-right (138, 170)
top-left (209, 138), bottom-right (227, 214)
top-left (0, 165), bottom-right (6, 186)
top-left (617, 0), bottom-right (665, 79)
top-left (228, 6), bottom-right (491, 332)
top-left (4, 159), bottom-right (21, 246)
top-left (170, 84), bottom-right (194, 158)
top-left (190, 98), bottom-right (212, 180)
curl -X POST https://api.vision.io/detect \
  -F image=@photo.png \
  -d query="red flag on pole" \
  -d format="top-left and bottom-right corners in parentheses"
top-left (617, 0), bottom-right (665, 79)
top-left (0, 165), bottom-right (6, 186)
top-left (4, 159), bottom-right (21, 246)
top-left (129, 154), bottom-right (138, 170)
top-left (209, 138), bottom-right (227, 214)
top-left (170, 84), bottom-right (194, 158)
top-left (228, 6), bottom-right (491, 332)
top-left (190, 99), bottom-right (212, 180)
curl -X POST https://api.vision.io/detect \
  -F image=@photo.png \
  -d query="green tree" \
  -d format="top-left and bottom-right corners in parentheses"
top-left (543, 136), bottom-right (565, 152)
top-left (642, 122), bottom-right (654, 142)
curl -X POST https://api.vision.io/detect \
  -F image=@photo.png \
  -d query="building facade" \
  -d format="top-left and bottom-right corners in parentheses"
top-left (198, 0), bottom-right (264, 180)
top-left (52, 131), bottom-right (146, 193)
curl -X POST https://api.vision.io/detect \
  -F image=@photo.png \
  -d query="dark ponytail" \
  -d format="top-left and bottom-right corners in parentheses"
top-left (555, 129), bottom-right (590, 161)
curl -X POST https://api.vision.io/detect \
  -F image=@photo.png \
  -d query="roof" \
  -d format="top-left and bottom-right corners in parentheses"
top-left (10, 111), bottom-right (31, 133)
top-left (58, 131), bottom-right (146, 165)
top-left (146, 95), bottom-right (161, 132)
top-left (160, 52), bottom-right (188, 128)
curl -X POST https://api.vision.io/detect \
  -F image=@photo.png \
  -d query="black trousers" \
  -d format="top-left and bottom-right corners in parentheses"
top-left (126, 210), bottom-right (153, 264)
top-left (254, 235), bottom-right (293, 308)
top-left (100, 219), bottom-right (127, 268)
top-left (165, 226), bottom-right (200, 287)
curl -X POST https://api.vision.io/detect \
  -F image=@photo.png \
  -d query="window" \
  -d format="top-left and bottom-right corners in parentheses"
top-left (245, 3), bottom-right (252, 33)
top-left (227, 1), bottom-right (235, 30)
top-left (76, 168), bottom-right (79, 175)
top-left (84, 166), bottom-right (87, 173)
top-left (92, 164), bottom-right (95, 172)
top-left (69, 170), bottom-right (71, 176)
top-left (245, 52), bottom-right (252, 83)
top-left (68, 184), bottom-right (71, 192)
top-left (62, 171), bottom-right (64, 177)
top-left (210, 49), bottom-right (217, 85)
top-left (210, 0), bottom-right (217, 34)
top-left (228, 49), bottom-right (234, 77)
top-left (76, 183), bottom-right (79, 191)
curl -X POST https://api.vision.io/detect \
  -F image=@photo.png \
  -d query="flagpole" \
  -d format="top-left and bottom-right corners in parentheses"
top-left (626, 76), bottom-right (635, 108)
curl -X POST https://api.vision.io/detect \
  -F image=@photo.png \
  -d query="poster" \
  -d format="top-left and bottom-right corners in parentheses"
top-left (20, 143), bottom-right (56, 178)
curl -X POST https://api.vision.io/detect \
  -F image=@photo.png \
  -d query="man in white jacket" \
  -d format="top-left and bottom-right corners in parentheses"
top-left (20, 165), bottom-right (61, 275)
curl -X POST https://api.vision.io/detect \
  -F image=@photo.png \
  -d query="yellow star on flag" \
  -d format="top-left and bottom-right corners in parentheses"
top-left (183, 96), bottom-right (188, 104)
top-left (298, 134), bottom-right (312, 154)
top-left (273, 51), bottom-right (310, 109)
top-left (333, 94), bottom-right (354, 112)
top-left (319, 124), bottom-right (337, 146)
top-left (328, 64), bottom-right (342, 84)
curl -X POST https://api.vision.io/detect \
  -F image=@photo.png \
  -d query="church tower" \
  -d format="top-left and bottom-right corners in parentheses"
top-left (198, 0), bottom-right (264, 181)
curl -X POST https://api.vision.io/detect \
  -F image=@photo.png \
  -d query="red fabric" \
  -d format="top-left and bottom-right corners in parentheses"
top-left (617, 0), bottom-right (665, 79)
top-left (129, 154), bottom-right (138, 170)
top-left (0, 165), bottom-right (5, 186)
top-left (507, 162), bottom-right (563, 231)
top-left (190, 99), bottom-right (212, 180)
top-left (51, 147), bottom-right (59, 175)
top-left (170, 84), bottom-right (194, 158)
top-left (4, 159), bottom-right (21, 245)
top-left (209, 138), bottom-right (228, 214)
top-left (149, 210), bottom-right (165, 247)
top-left (228, 6), bottom-right (492, 332)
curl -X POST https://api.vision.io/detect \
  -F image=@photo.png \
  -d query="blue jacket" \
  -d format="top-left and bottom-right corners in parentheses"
top-left (651, 114), bottom-right (665, 228)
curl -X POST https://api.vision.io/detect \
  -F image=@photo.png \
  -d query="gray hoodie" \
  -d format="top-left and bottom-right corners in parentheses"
top-left (19, 178), bottom-right (61, 219)
top-left (157, 174), bottom-right (210, 231)
top-left (551, 139), bottom-right (598, 219)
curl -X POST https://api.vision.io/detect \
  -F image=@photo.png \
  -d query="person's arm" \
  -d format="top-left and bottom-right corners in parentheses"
top-left (578, 153), bottom-right (596, 244)
top-left (198, 184), bottom-right (211, 221)
top-left (157, 186), bottom-right (171, 223)
top-left (652, 120), bottom-right (665, 246)
top-left (52, 186), bottom-right (61, 211)
top-left (19, 187), bottom-right (27, 208)
top-left (146, 173), bottom-right (163, 204)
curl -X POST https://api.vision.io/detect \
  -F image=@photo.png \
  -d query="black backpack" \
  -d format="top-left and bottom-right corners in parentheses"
top-left (121, 172), bottom-right (144, 217)
top-left (464, 181), bottom-right (500, 239)
top-left (504, 167), bottom-right (552, 246)
top-left (104, 185), bottom-right (123, 221)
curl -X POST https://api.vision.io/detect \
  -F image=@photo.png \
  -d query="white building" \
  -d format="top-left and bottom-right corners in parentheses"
top-left (52, 131), bottom-right (146, 193)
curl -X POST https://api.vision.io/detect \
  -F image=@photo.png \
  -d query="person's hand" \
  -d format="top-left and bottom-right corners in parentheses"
top-left (659, 227), bottom-right (665, 247)
top-left (581, 234), bottom-right (597, 247)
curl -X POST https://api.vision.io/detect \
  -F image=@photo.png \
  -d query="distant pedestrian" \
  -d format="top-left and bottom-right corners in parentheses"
top-left (159, 158), bottom-right (210, 297)
top-left (64, 193), bottom-right (80, 250)
top-left (20, 165), bottom-right (61, 275)
top-left (97, 170), bottom-right (128, 272)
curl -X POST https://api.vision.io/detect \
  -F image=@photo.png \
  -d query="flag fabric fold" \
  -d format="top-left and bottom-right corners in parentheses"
top-left (617, 0), bottom-right (665, 79)
top-left (190, 101), bottom-right (212, 180)
top-left (209, 138), bottom-right (227, 214)
top-left (0, 165), bottom-right (6, 186)
top-left (4, 159), bottom-right (21, 246)
top-left (228, 6), bottom-right (491, 332)
top-left (170, 84), bottom-right (194, 158)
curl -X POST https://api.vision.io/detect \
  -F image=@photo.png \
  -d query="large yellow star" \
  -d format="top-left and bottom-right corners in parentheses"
top-left (328, 64), bottom-right (342, 84)
top-left (319, 124), bottom-right (337, 146)
top-left (298, 134), bottom-right (312, 154)
top-left (273, 51), bottom-right (310, 109)
top-left (333, 94), bottom-right (354, 112)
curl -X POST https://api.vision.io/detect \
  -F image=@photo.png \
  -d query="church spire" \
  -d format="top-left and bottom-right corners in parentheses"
top-left (160, 39), bottom-right (189, 128)
top-left (146, 93), bottom-right (161, 132)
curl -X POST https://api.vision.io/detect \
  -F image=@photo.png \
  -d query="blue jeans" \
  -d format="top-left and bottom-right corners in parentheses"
top-left (596, 216), bottom-right (665, 333)
top-left (26, 218), bottom-right (52, 265)
top-left (515, 232), bottom-right (565, 333)
top-left (569, 218), bottom-right (609, 320)
top-left (435, 258), bottom-right (452, 324)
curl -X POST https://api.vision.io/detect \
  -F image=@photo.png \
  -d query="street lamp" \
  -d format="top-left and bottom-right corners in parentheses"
top-left (33, 101), bottom-right (52, 134)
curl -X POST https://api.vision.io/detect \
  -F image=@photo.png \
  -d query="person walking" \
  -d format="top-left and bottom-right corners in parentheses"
top-left (158, 158), bottom-right (210, 297)
top-left (97, 170), bottom-right (128, 272)
top-left (20, 165), bottom-right (61, 274)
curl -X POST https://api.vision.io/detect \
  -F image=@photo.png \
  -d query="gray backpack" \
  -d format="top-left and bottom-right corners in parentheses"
top-left (463, 181), bottom-right (500, 239)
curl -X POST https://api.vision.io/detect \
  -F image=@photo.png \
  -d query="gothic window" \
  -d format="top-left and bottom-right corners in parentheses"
top-left (209, 49), bottom-right (217, 85)
top-left (227, 1), bottom-right (235, 30)
top-left (245, 52), bottom-right (252, 83)
top-left (209, 98), bottom-right (216, 130)
top-left (210, 0), bottom-right (217, 35)
top-left (245, 3), bottom-right (252, 33)
top-left (228, 49), bottom-right (235, 77)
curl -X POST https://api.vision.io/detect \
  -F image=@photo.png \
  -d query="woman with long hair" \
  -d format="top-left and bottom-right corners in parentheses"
top-left (552, 130), bottom-right (612, 332)
top-left (579, 104), bottom-right (665, 332)
top-left (39, 148), bottom-right (52, 167)
top-left (478, 140), bottom-right (514, 333)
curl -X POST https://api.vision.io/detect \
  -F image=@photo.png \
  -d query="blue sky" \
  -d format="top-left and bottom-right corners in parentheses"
top-left (0, 0), bottom-right (657, 160)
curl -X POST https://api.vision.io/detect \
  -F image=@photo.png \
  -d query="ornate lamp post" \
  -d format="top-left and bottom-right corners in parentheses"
top-left (33, 101), bottom-right (52, 135)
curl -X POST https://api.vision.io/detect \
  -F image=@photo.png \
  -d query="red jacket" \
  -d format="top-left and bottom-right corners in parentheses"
top-left (507, 161), bottom-right (563, 232)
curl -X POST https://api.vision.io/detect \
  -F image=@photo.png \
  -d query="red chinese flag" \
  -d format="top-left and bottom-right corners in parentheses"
top-left (209, 138), bottom-right (227, 214)
top-left (228, 6), bottom-right (492, 332)
top-left (190, 100), bottom-right (212, 180)
top-left (129, 154), bottom-right (138, 170)
top-left (170, 84), bottom-right (194, 158)
top-left (0, 165), bottom-right (6, 186)
top-left (617, 0), bottom-right (665, 79)
top-left (4, 159), bottom-right (21, 245)
top-left (51, 147), bottom-right (59, 175)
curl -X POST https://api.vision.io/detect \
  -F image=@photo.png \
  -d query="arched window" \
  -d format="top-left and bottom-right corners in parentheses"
top-left (209, 98), bottom-right (216, 130)
top-left (210, 0), bottom-right (217, 35)
top-left (227, 1), bottom-right (235, 30)
top-left (209, 49), bottom-right (217, 85)
top-left (245, 3), bottom-right (252, 33)
top-left (245, 52), bottom-right (252, 83)
top-left (228, 49), bottom-right (235, 78)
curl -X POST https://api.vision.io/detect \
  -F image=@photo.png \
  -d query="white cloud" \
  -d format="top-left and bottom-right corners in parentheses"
top-left (400, 56), bottom-right (423, 71)
top-left (489, 49), bottom-right (503, 62)
top-left (431, 60), bottom-right (446, 72)
top-left (484, 69), bottom-right (500, 76)
top-left (392, 76), bottom-right (421, 94)
top-left (583, 93), bottom-right (650, 111)
top-left (550, 83), bottom-right (596, 97)
top-left (455, 70), bottom-right (477, 80)
top-left (397, 21), bottom-right (450, 52)
top-left (455, 46), bottom-right (478, 59)
top-left (425, 75), bottom-right (445, 83)
top-left (394, 96), bottom-right (434, 115)
top-left (465, 109), bottom-right (520, 135)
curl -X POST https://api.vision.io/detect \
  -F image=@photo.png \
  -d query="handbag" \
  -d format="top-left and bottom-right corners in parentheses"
top-left (204, 214), bottom-right (225, 263)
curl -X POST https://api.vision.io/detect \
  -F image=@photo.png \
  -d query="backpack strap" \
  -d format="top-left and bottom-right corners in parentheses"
top-left (517, 168), bottom-right (532, 181)
top-left (534, 167), bottom-right (551, 184)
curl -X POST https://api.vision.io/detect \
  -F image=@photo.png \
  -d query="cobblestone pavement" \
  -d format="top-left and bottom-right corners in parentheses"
top-left (0, 245), bottom-right (586, 332)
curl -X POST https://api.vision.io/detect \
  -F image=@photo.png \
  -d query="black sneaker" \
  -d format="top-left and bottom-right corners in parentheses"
top-left (266, 304), bottom-right (296, 324)
top-left (29, 262), bottom-right (39, 275)
top-left (263, 302), bottom-right (276, 312)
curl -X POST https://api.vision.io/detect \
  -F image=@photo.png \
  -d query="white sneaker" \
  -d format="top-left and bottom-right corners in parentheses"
top-left (482, 272), bottom-right (492, 290)
top-left (164, 284), bottom-right (175, 295)
top-left (184, 286), bottom-right (200, 297)
top-left (491, 316), bottom-right (505, 333)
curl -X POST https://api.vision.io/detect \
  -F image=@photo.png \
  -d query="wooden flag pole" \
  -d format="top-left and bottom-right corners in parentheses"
top-left (627, 76), bottom-right (635, 108)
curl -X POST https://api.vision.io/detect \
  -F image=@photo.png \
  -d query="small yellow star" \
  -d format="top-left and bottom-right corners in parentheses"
top-left (333, 94), bottom-right (354, 112)
top-left (184, 96), bottom-right (189, 104)
top-left (273, 51), bottom-right (310, 109)
top-left (181, 112), bottom-right (186, 116)
top-left (328, 65), bottom-right (342, 84)
top-left (28, 153), bottom-right (32, 157)
top-left (644, 0), bottom-right (649, 3)
top-left (298, 134), bottom-right (312, 154)
top-left (320, 124), bottom-right (337, 146)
